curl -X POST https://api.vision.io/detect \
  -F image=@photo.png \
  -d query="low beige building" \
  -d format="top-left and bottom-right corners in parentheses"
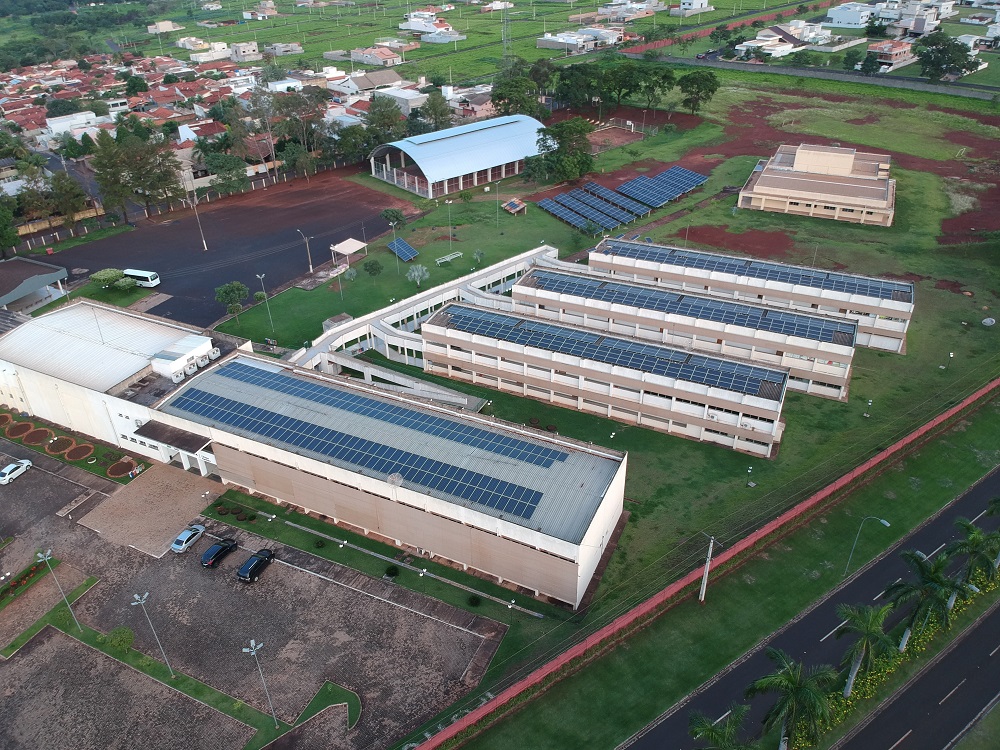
top-left (589, 239), bottom-right (914, 354)
top-left (738, 144), bottom-right (896, 227)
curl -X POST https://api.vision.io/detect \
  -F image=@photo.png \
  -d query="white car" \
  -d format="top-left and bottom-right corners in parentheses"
top-left (0, 459), bottom-right (31, 485)
top-left (170, 524), bottom-right (206, 553)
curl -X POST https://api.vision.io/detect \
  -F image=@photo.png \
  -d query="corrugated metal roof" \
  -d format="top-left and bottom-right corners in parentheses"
top-left (0, 301), bottom-right (208, 392)
top-left (160, 356), bottom-right (621, 544)
top-left (370, 114), bottom-right (545, 184)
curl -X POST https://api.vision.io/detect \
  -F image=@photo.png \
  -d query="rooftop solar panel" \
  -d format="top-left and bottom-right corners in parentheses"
top-left (600, 240), bottom-right (914, 303)
top-left (582, 182), bottom-right (651, 216)
top-left (524, 270), bottom-right (857, 345)
top-left (388, 238), bottom-right (418, 261)
top-left (552, 194), bottom-right (620, 230)
top-left (538, 198), bottom-right (590, 230)
top-left (217, 361), bottom-right (569, 467)
top-left (171, 387), bottom-right (543, 519)
top-left (439, 304), bottom-right (787, 399)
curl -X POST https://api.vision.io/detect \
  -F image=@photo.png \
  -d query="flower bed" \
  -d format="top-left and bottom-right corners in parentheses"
top-left (46, 436), bottom-right (74, 455)
top-left (0, 562), bottom-right (48, 611)
top-left (23, 427), bottom-right (52, 446)
top-left (0, 413), bottom-right (10, 427)
top-left (107, 459), bottom-right (137, 479)
top-left (65, 444), bottom-right (94, 461)
top-left (6, 421), bottom-right (32, 439)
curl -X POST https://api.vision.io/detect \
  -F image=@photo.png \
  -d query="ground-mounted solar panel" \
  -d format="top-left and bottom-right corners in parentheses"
top-left (660, 165), bottom-right (708, 191)
top-left (552, 194), bottom-right (620, 230)
top-left (216, 362), bottom-right (568, 467)
top-left (568, 189), bottom-right (635, 224)
top-left (171, 387), bottom-right (543, 519)
top-left (582, 182), bottom-right (651, 216)
top-left (616, 175), bottom-right (677, 208)
top-left (388, 238), bottom-right (418, 261)
top-left (538, 198), bottom-right (589, 230)
top-left (441, 304), bottom-right (787, 398)
top-left (601, 240), bottom-right (914, 303)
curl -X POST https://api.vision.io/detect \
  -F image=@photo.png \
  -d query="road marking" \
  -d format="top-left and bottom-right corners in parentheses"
top-left (939, 679), bottom-right (967, 705)
top-left (990, 643), bottom-right (1000, 657)
top-left (928, 543), bottom-right (945, 557)
top-left (889, 730), bottom-right (912, 749)
top-left (972, 507), bottom-right (989, 523)
top-left (713, 710), bottom-right (731, 725)
top-left (821, 619), bottom-right (848, 642)
top-left (875, 579), bottom-right (901, 600)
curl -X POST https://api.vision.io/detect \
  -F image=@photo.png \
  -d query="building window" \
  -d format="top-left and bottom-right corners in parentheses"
top-left (788, 201), bottom-right (800, 206)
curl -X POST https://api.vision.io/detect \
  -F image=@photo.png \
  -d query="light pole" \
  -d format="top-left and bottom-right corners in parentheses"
top-left (183, 176), bottom-right (209, 252)
top-left (698, 533), bottom-right (722, 604)
top-left (390, 221), bottom-right (400, 274)
top-left (446, 199), bottom-right (454, 254)
top-left (131, 592), bottom-right (175, 678)
top-left (844, 516), bottom-right (890, 577)
top-left (864, 399), bottom-right (873, 418)
top-left (36, 549), bottom-right (82, 633)
top-left (296, 229), bottom-right (313, 274)
top-left (243, 639), bottom-right (280, 729)
top-left (746, 466), bottom-right (753, 487)
top-left (256, 274), bottom-right (275, 333)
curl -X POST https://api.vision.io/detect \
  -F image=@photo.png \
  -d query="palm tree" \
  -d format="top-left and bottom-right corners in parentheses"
top-left (689, 702), bottom-right (760, 750)
top-left (886, 550), bottom-right (970, 652)
top-left (745, 647), bottom-right (838, 750)
top-left (834, 602), bottom-right (894, 698)
top-left (945, 517), bottom-right (1000, 587)
top-left (988, 496), bottom-right (1000, 518)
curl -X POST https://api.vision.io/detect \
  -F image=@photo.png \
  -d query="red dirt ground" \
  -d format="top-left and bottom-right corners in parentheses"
top-left (935, 279), bottom-right (973, 295)
top-left (676, 224), bottom-right (798, 259)
top-left (588, 126), bottom-right (646, 152)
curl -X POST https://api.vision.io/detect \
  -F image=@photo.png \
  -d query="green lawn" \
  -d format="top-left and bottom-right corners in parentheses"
top-left (955, 695), bottom-right (1000, 750)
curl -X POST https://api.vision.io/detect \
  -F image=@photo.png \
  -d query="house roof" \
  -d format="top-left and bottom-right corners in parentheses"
top-left (0, 258), bottom-right (67, 307)
top-left (369, 114), bottom-right (544, 184)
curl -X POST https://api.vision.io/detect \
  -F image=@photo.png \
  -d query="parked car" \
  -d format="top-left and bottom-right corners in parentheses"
top-left (0, 459), bottom-right (32, 485)
top-left (170, 524), bottom-right (206, 553)
top-left (696, 53), bottom-right (706, 59)
top-left (201, 538), bottom-right (238, 568)
top-left (236, 549), bottom-right (275, 583)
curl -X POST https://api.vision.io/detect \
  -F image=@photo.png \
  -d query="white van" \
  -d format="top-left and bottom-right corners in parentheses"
top-left (123, 269), bottom-right (161, 288)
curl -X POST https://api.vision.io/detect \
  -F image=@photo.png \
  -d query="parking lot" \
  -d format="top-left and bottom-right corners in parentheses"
top-left (0, 452), bottom-right (501, 749)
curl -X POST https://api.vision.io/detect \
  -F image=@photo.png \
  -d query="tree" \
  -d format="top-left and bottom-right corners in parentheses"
top-left (365, 96), bottom-right (406, 147)
top-left (406, 264), bottom-right (430, 288)
top-left (553, 63), bottom-right (601, 109)
top-left (380, 208), bottom-right (406, 229)
top-left (90, 268), bottom-right (124, 286)
top-left (636, 68), bottom-right (676, 110)
top-left (343, 268), bottom-right (358, 283)
top-left (363, 259), bottom-right (383, 284)
top-left (473, 249), bottom-right (484, 265)
top-left (50, 170), bottom-right (87, 229)
top-left (945, 518), bottom-right (1000, 585)
top-left (205, 152), bottom-right (250, 195)
top-left (419, 89), bottom-right (454, 131)
top-left (834, 603), bottom-right (894, 698)
top-left (865, 18), bottom-right (889, 38)
top-left (689, 702), bottom-right (759, 749)
top-left (0, 202), bottom-right (18, 258)
top-left (915, 31), bottom-right (980, 82)
top-left (260, 63), bottom-right (287, 82)
top-left (281, 142), bottom-right (316, 181)
top-left (886, 550), bottom-right (971, 652)
top-left (603, 60), bottom-right (643, 107)
top-left (744, 648), bottom-right (838, 750)
top-left (162, 73), bottom-right (179, 85)
top-left (531, 117), bottom-right (596, 182)
top-left (215, 281), bottom-right (249, 322)
top-left (842, 48), bottom-right (864, 72)
top-left (677, 70), bottom-right (720, 115)
top-left (45, 97), bottom-right (81, 118)
top-left (789, 51), bottom-right (817, 67)
top-left (528, 58), bottom-right (557, 90)
top-left (17, 168), bottom-right (53, 223)
top-left (330, 123), bottom-right (372, 163)
top-left (124, 75), bottom-right (148, 97)
top-left (709, 24), bottom-right (733, 46)
top-left (490, 76), bottom-right (542, 118)
top-left (859, 52), bottom-right (881, 76)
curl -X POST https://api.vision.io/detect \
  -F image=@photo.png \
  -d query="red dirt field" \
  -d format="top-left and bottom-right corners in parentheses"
top-left (674, 224), bottom-right (798, 259)
top-left (940, 182), bottom-right (1000, 244)
top-left (588, 126), bottom-right (646, 152)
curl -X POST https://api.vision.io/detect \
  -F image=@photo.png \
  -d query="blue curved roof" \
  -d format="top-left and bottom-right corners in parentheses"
top-left (370, 114), bottom-right (545, 184)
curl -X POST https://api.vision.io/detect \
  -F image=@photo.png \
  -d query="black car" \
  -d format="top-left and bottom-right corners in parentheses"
top-left (236, 549), bottom-right (275, 582)
top-left (201, 538), bottom-right (238, 568)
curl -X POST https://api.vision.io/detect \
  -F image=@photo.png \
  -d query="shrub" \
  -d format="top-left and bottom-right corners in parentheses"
top-left (247, 513), bottom-right (257, 522)
top-left (314, 539), bottom-right (326, 548)
top-left (385, 564), bottom-right (400, 578)
top-left (107, 626), bottom-right (135, 653)
top-left (468, 594), bottom-right (482, 607)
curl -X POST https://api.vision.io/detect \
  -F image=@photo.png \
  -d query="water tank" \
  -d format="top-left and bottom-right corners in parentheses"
top-left (171, 370), bottom-right (186, 384)
top-left (208, 347), bottom-right (222, 360)
top-left (184, 362), bottom-right (198, 376)
top-left (196, 355), bottom-right (210, 368)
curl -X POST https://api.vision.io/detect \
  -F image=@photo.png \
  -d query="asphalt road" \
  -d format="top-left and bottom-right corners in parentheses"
top-left (837, 597), bottom-right (1000, 750)
top-left (624, 465), bottom-right (1000, 750)
top-left (45, 169), bottom-right (394, 329)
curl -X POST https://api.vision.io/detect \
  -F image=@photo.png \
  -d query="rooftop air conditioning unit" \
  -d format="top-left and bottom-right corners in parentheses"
top-left (208, 347), bottom-right (222, 360)
top-left (171, 370), bottom-right (186, 384)
top-left (196, 355), bottom-right (210, 368)
top-left (184, 362), bottom-right (199, 376)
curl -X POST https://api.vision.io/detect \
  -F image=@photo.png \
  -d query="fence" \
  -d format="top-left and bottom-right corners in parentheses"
top-left (416, 376), bottom-right (1000, 750)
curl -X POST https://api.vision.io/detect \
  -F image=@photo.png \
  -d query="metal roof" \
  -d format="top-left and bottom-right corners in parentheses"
top-left (160, 357), bottom-right (622, 544)
top-left (0, 257), bottom-right (68, 306)
top-left (369, 115), bottom-right (545, 184)
top-left (0, 301), bottom-right (208, 392)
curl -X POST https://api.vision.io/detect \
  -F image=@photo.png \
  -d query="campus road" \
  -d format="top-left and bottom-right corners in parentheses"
top-left (621, 465), bottom-right (1000, 750)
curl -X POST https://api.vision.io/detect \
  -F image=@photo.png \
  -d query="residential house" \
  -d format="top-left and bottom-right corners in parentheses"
top-left (735, 20), bottom-right (830, 57)
top-left (399, 10), bottom-right (454, 33)
top-left (190, 42), bottom-right (232, 63)
top-left (231, 42), bottom-right (264, 62)
top-left (671, 0), bottom-right (714, 16)
top-left (264, 42), bottom-right (304, 56)
top-left (351, 46), bottom-right (404, 66)
top-left (202, 2), bottom-right (223, 9)
top-left (147, 20), bottom-right (184, 34)
top-left (176, 37), bottom-right (210, 50)
top-left (372, 87), bottom-right (428, 116)
top-left (824, 2), bottom-right (875, 27)
top-left (867, 39), bottom-right (916, 68)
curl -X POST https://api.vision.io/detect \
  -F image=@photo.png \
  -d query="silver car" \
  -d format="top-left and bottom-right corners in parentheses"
top-left (170, 524), bottom-right (206, 553)
top-left (0, 459), bottom-right (32, 485)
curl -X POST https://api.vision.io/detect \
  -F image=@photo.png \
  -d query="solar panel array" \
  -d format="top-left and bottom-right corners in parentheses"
top-left (217, 361), bottom-right (568, 467)
top-left (568, 189), bottom-right (635, 224)
top-left (388, 238), bottom-right (418, 262)
top-left (552, 194), bottom-right (619, 230)
top-left (525, 270), bottom-right (857, 345)
top-left (440, 305), bottom-right (787, 398)
top-left (617, 166), bottom-right (708, 208)
top-left (538, 198), bottom-right (590, 231)
top-left (601, 240), bottom-right (915, 303)
top-left (171, 387), bottom-right (543, 519)
top-left (616, 175), bottom-right (670, 207)
top-left (656, 166), bottom-right (708, 193)
top-left (582, 182), bottom-right (651, 216)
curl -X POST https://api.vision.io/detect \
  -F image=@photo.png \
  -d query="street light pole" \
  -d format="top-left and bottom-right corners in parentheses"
top-left (243, 640), bottom-right (280, 729)
top-left (746, 466), bottom-right (753, 487)
top-left (698, 534), bottom-right (721, 604)
top-left (256, 273), bottom-right (275, 333)
top-left (296, 229), bottom-right (313, 274)
top-left (446, 199), bottom-right (453, 254)
top-left (844, 516), bottom-right (891, 577)
top-left (183, 176), bottom-right (208, 252)
top-left (390, 221), bottom-right (399, 274)
top-left (37, 549), bottom-right (82, 633)
top-left (131, 592), bottom-right (175, 678)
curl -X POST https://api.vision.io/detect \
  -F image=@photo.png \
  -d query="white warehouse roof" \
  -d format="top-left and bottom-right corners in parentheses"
top-left (369, 114), bottom-right (545, 184)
